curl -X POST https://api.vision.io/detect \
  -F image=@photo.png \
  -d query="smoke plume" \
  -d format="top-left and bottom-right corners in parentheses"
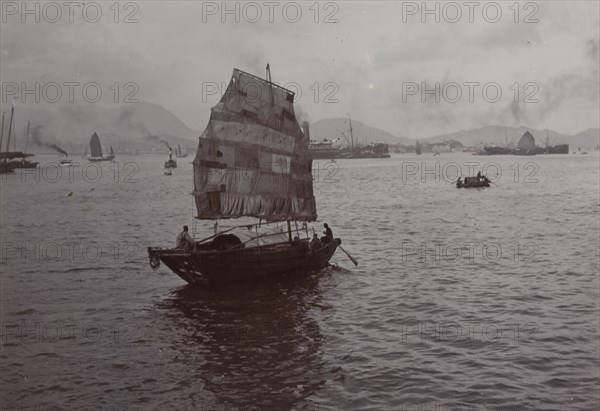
top-left (31, 125), bottom-right (68, 156)
top-left (117, 107), bottom-right (170, 148)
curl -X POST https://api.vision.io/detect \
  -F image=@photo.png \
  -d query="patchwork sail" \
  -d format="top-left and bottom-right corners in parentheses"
top-left (192, 68), bottom-right (316, 221)
top-left (148, 66), bottom-right (348, 286)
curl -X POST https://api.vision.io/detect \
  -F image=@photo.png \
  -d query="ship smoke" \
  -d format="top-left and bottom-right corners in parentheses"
top-left (31, 125), bottom-right (68, 156)
top-left (117, 107), bottom-right (171, 149)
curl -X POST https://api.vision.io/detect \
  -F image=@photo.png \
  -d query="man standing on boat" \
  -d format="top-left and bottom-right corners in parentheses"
top-left (176, 225), bottom-right (194, 250)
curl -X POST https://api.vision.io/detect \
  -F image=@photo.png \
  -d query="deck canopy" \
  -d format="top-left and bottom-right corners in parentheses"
top-left (193, 68), bottom-right (316, 222)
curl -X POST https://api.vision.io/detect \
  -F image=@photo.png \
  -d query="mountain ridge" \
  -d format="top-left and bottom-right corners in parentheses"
top-left (3, 102), bottom-right (598, 153)
top-left (2, 101), bottom-right (200, 153)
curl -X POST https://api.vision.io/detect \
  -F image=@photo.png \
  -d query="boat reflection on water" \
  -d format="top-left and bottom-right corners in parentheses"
top-left (158, 271), bottom-right (336, 410)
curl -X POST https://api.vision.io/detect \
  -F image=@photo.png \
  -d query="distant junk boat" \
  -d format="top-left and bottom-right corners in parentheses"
top-left (164, 146), bottom-right (177, 168)
top-left (148, 65), bottom-right (351, 285)
top-left (86, 132), bottom-right (115, 162)
top-left (512, 130), bottom-right (536, 156)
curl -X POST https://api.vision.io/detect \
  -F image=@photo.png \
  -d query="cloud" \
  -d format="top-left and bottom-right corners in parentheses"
top-left (1, 1), bottom-right (598, 137)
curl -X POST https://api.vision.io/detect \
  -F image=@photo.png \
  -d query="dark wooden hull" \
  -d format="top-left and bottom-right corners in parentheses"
top-left (512, 148), bottom-right (536, 156)
top-left (88, 155), bottom-right (115, 162)
top-left (310, 149), bottom-right (391, 159)
top-left (0, 163), bottom-right (16, 173)
top-left (457, 181), bottom-right (490, 188)
top-left (13, 161), bottom-right (38, 169)
top-left (148, 239), bottom-right (339, 285)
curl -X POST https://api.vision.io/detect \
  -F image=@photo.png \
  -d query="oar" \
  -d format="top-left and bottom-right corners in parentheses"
top-left (338, 244), bottom-right (358, 266)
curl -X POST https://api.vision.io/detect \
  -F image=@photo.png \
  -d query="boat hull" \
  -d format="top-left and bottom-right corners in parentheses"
top-left (457, 181), bottom-right (490, 188)
top-left (88, 155), bottom-right (115, 162)
top-left (0, 163), bottom-right (16, 174)
top-left (13, 161), bottom-right (38, 169)
top-left (148, 239), bottom-right (340, 285)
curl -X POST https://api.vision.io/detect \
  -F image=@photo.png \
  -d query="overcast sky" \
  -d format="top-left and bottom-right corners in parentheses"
top-left (1, 1), bottom-right (598, 137)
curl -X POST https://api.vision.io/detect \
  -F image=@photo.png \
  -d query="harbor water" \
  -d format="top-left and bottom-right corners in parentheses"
top-left (1, 153), bottom-right (599, 410)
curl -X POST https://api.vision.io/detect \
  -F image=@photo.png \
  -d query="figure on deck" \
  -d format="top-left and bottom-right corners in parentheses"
top-left (309, 233), bottom-right (321, 250)
top-left (176, 225), bottom-right (194, 250)
top-left (322, 223), bottom-right (333, 244)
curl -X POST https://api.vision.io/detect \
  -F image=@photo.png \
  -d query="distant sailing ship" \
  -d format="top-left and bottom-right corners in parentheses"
top-left (175, 144), bottom-right (188, 158)
top-left (148, 65), bottom-right (350, 285)
top-left (535, 130), bottom-right (569, 154)
top-left (86, 132), bottom-right (115, 162)
top-left (0, 103), bottom-right (38, 173)
top-left (481, 127), bottom-right (512, 155)
top-left (306, 117), bottom-right (390, 159)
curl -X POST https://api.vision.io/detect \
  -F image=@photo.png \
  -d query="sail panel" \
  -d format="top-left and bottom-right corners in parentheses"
top-left (193, 68), bottom-right (316, 221)
top-left (90, 132), bottom-right (103, 157)
top-left (517, 131), bottom-right (536, 151)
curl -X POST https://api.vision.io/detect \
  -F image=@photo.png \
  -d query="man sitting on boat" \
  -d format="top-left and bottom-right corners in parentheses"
top-left (176, 225), bottom-right (194, 250)
top-left (322, 223), bottom-right (334, 244)
top-left (309, 233), bottom-right (322, 250)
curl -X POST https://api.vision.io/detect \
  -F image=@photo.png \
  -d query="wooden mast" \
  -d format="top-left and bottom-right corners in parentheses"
top-left (0, 112), bottom-right (4, 153)
top-left (5, 103), bottom-right (15, 159)
top-left (348, 114), bottom-right (354, 155)
top-left (266, 63), bottom-right (274, 105)
top-left (24, 121), bottom-right (30, 154)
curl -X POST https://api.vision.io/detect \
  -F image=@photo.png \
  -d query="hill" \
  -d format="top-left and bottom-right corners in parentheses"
top-left (3, 102), bottom-right (200, 154)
